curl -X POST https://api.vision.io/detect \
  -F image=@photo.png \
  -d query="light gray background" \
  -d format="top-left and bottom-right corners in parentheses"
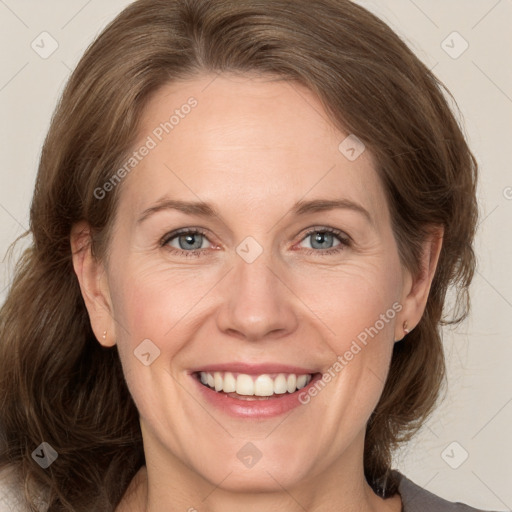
top-left (0, 0), bottom-right (511, 509)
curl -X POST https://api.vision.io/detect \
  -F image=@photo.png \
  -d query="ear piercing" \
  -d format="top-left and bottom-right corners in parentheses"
top-left (102, 330), bottom-right (107, 341)
top-left (394, 321), bottom-right (411, 343)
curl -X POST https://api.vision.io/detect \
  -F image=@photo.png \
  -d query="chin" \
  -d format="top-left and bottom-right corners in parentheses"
top-left (197, 459), bottom-right (311, 494)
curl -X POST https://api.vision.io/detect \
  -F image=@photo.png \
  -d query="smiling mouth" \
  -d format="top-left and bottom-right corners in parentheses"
top-left (194, 371), bottom-right (319, 400)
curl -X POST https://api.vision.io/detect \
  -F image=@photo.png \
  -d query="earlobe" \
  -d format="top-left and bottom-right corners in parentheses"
top-left (70, 221), bottom-right (117, 347)
top-left (397, 226), bottom-right (444, 340)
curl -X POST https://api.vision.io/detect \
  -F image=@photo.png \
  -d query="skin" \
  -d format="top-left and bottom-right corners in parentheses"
top-left (71, 73), bottom-right (443, 512)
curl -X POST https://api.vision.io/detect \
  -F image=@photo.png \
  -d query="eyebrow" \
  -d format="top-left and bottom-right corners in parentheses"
top-left (137, 197), bottom-right (373, 225)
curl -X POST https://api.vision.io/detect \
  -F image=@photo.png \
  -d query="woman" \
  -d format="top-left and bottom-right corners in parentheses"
top-left (0, 0), bottom-right (497, 510)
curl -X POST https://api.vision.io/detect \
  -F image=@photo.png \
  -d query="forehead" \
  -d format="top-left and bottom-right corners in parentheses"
top-left (120, 73), bottom-right (388, 227)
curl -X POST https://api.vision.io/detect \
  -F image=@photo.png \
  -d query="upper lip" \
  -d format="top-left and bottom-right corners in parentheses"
top-left (189, 362), bottom-right (319, 375)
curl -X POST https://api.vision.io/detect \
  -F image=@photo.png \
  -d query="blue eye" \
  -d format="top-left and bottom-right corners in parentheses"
top-left (160, 226), bottom-right (350, 258)
top-left (298, 228), bottom-right (350, 256)
top-left (161, 228), bottom-right (211, 257)
top-left (303, 230), bottom-right (339, 250)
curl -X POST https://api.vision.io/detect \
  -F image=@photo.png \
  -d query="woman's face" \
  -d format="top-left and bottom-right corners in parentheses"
top-left (83, 73), bottom-right (422, 495)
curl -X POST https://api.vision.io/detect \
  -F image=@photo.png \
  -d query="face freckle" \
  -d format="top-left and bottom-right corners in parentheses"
top-left (105, 72), bottom-right (406, 496)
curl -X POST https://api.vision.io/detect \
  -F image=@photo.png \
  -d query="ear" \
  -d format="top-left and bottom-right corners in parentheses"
top-left (70, 221), bottom-right (117, 347)
top-left (396, 226), bottom-right (444, 340)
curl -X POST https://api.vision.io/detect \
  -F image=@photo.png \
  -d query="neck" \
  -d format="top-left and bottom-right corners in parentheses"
top-left (116, 434), bottom-right (401, 512)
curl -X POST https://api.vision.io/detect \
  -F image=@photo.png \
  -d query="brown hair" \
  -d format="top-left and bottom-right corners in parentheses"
top-left (0, 0), bottom-right (478, 509)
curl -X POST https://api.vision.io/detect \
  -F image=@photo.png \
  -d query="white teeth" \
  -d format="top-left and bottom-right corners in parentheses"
top-left (273, 373), bottom-right (288, 394)
top-left (214, 372), bottom-right (223, 392)
top-left (223, 372), bottom-right (236, 393)
top-left (198, 371), bottom-right (313, 396)
top-left (286, 374), bottom-right (297, 393)
top-left (236, 374), bottom-right (254, 395)
top-left (254, 375), bottom-right (274, 396)
top-left (296, 374), bottom-right (308, 390)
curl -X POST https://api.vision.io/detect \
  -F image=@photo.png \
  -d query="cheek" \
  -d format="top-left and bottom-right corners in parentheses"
top-left (109, 259), bottom-right (211, 344)
top-left (107, 264), bottom-right (192, 437)
top-left (300, 261), bottom-right (400, 412)
top-left (303, 260), bottom-right (399, 348)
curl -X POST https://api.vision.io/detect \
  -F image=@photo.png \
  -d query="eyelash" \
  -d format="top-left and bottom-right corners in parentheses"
top-left (160, 226), bottom-right (351, 258)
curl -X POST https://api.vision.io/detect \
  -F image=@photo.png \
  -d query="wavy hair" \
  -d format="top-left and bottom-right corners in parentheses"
top-left (0, 0), bottom-right (478, 509)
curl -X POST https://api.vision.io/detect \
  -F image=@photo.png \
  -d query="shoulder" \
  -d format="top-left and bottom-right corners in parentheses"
top-left (0, 465), bottom-right (48, 512)
top-left (0, 465), bottom-right (28, 511)
top-left (395, 471), bottom-right (500, 512)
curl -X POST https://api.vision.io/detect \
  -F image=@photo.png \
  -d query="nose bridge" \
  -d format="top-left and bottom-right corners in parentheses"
top-left (216, 237), bottom-right (298, 341)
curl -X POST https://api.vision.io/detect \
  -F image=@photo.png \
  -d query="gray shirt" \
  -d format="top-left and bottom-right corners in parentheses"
top-left (397, 472), bottom-right (500, 512)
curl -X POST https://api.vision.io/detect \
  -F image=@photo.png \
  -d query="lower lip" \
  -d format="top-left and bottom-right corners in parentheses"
top-left (192, 373), bottom-right (322, 419)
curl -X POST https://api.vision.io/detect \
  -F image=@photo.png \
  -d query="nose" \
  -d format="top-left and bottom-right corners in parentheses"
top-left (215, 249), bottom-right (299, 342)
